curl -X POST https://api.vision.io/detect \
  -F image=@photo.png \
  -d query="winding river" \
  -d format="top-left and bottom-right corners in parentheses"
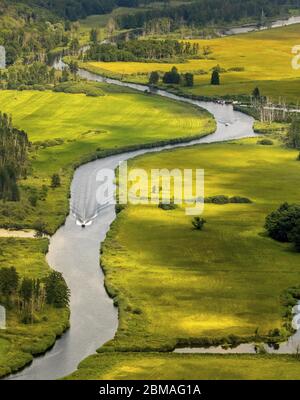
top-left (7, 64), bottom-right (300, 380)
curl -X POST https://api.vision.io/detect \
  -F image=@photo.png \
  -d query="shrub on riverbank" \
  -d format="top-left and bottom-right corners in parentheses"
top-left (54, 81), bottom-right (105, 97)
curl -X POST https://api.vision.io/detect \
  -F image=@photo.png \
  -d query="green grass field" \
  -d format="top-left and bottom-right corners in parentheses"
top-left (0, 86), bottom-right (214, 234)
top-left (95, 139), bottom-right (300, 354)
top-left (0, 238), bottom-right (69, 378)
top-left (82, 24), bottom-right (300, 103)
top-left (67, 353), bottom-right (300, 380)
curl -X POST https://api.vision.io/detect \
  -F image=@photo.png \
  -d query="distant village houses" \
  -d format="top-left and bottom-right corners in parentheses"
top-left (0, 46), bottom-right (6, 69)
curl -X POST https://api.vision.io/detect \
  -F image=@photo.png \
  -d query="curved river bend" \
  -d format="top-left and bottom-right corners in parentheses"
top-left (7, 67), bottom-right (299, 380)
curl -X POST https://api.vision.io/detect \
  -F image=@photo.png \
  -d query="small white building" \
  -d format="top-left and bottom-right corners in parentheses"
top-left (0, 46), bottom-right (6, 69)
top-left (0, 305), bottom-right (6, 330)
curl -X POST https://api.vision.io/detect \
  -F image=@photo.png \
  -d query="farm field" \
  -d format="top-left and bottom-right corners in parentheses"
top-left (96, 139), bottom-right (300, 353)
top-left (0, 86), bottom-right (214, 234)
top-left (67, 353), bottom-right (300, 380)
top-left (82, 24), bottom-right (300, 103)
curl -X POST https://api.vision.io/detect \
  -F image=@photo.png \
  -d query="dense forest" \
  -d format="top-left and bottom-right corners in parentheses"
top-left (7, 0), bottom-right (300, 25)
top-left (117, 0), bottom-right (300, 29)
top-left (10, 0), bottom-right (169, 20)
top-left (87, 39), bottom-right (200, 62)
top-left (0, 113), bottom-right (28, 201)
top-left (0, 1), bottom-right (70, 65)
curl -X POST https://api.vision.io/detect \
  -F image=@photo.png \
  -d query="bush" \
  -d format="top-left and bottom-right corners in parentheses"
top-left (54, 81), bottom-right (105, 97)
top-left (205, 195), bottom-right (229, 204)
top-left (51, 173), bottom-right (61, 189)
top-left (257, 139), bottom-right (274, 146)
top-left (158, 201), bottom-right (177, 211)
top-left (265, 203), bottom-right (300, 251)
top-left (229, 196), bottom-right (252, 204)
top-left (192, 217), bottom-right (206, 231)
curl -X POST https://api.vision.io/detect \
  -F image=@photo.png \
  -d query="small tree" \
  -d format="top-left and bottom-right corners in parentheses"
top-left (184, 73), bottom-right (194, 87)
top-left (69, 38), bottom-right (80, 56)
top-left (51, 173), bottom-right (61, 188)
top-left (34, 220), bottom-right (47, 238)
top-left (252, 87), bottom-right (261, 99)
top-left (211, 70), bottom-right (220, 85)
top-left (45, 271), bottom-right (70, 308)
top-left (60, 68), bottom-right (70, 83)
top-left (69, 60), bottom-right (79, 76)
top-left (0, 267), bottom-right (19, 303)
top-left (149, 71), bottom-right (159, 85)
top-left (19, 278), bottom-right (34, 323)
top-left (19, 278), bottom-right (33, 305)
top-left (291, 223), bottom-right (300, 252)
top-left (192, 217), bottom-right (206, 231)
top-left (28, 193), bottom-right (38, 207)
top-left (287, 119), bottom-right (300, 149)
top-left (90, 28), bottom-right (99, 44)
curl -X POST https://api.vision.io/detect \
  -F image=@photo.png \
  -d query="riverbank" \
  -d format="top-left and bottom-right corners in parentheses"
top-left (0, 238), bottom-right (70, 378)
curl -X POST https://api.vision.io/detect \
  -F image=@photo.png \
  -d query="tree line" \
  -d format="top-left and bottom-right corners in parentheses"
top-left (149, 66), bottom-right (194, 87)
top-left (16, 0), bottom-right (165, 20)
top-left (0, 113), bottom-right (28, 201)
top-left (0, 267), bottom-right (70, 324)
top-left (86, 39), bottom-right (200, 62)
top-left (117, 0), bottom-right (300, 30)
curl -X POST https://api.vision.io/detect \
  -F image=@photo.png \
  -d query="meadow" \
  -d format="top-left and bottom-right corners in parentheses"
top-left (0, 238), bottom-right (69, 377)
top-left (96, 138), bottom-right (300, 354)
top-left (0, 86), bottom-right (214, 234)
top-left (67, 353), bottom-right (300, 380)
top-left (82, 24), bottom-right (300, 104)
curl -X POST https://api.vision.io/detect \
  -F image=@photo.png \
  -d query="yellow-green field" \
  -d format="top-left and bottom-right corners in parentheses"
top-left (67, 353), bottom-right (300, 380)
top-left (0, 86), bottom-right (214, 234)
top-left (97, 139), bottom-right (300, 353)
top-left (82, 24), bottom-right (300, 103)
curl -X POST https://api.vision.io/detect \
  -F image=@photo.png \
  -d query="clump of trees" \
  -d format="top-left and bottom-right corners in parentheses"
top-left (265, 203), bottom-right (300, 252)
top-left (162, 66), bottom-right (181, 84)
top-left (0, 113), bottom-right (29, 201)
top-left (2, 62), bottom-right (71, 89)
top-left (0, 267), bottom-right (70, 323)
top-left (157, 67), bottom-right (194, 87)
